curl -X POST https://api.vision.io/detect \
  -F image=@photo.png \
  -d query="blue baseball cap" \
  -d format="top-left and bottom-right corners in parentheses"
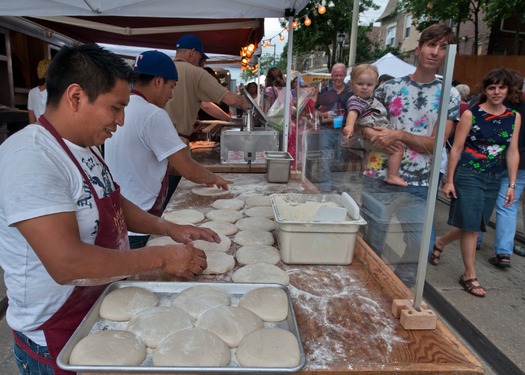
top-left (175, 34), bottom-right (209, 60)
top-left (132, 50), bottom-right (178, 81)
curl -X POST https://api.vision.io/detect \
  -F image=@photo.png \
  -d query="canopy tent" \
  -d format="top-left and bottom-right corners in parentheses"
top-left (371, 52), bottom-right (416, 78)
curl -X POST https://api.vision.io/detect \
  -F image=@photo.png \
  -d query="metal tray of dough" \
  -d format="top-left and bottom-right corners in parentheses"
top-left (57, 280), bottom-right (306, 373)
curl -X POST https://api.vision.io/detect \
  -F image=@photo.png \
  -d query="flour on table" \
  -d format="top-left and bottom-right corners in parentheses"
top-left (236, 328), bottom-right (301, 367)
top-left (191, 186), bottom-right (230, 197)
top-left (212, 198), bottom-right (245, 211)
top-left (238, 287), bottom-right (288, 322)
top-left (163, 209), bottom-right (204, 224)
top-left (69, 330), bottom-right (146, 366)
top-left (202, 252), bottom-right (235, 275)
top-left (153, 328), bottom-right (230, 367)
top-left (235, 245), bottom-right (280, 265)
top-left (171, 284), bottom-right (231, 319)
top-left (206, 209), bottom-right (243, 223)
top-left (236, 217), bottom-right (274, 232)
top-left (99, 286), bottom-right (159, 321)
top-left (232, 263), bottom-right (289, 285)
top-left (244, 206), bottom-right (274, 219)
top-left (245, 196), bottom-right (271, 207)
top-left (199, 220), bottom-right (238, 236)
top-left (196, 305), bottom-right (263, 348)
top-left (191, 233), bottom-right (231, 252)
top-left (233, 230), bottom-right (274, 246)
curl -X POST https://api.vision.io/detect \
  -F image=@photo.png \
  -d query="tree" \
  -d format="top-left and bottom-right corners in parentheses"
top-left (482, 0), bottom-right (525, 54)
top-left (240, 52), bottom-right (287, 82)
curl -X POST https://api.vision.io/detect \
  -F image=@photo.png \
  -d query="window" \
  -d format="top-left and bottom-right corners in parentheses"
top-left (386, 25), bottom-right (396, 47)
top-left (405, 15), bottom-right (412, 38)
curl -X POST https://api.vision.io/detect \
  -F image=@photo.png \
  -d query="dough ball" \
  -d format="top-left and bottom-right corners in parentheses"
top-left (212, 198), bottom-right (245, 211)
top-left (231, 264), bottom-right (289, 286)
top-left (126, 306), bottom-right (193, 348)
top-left (99, 286), bottom-right (158, 321)
top-left (206, 209), bottom-right (243, 223)
top-left (235, 245), bottom-right (280, 265)
top-left (146, 236), bottom-right (182, 246)
top-left (191, 186), bottom-right (230, 197)
top-left (245, 196), bottom-right (271, 207)
top-left (163, 209), bottom-right (204, 224)
top-left (196, 305), bottom-right (263, 348)
top-left (202, 252), bottom-right (235, 275)
top-left (191, 233), bottom-right (231, 252)
top-left (199, 221), bottom-right (238, 236)
top-left (171, 284), bottom-right (231, 319)
top-left (236, 217), bottom-right (275, 232)
top-left (233, 230), bottom-right (274, 246)
top-left (238, 287), bottom-right (289, 322)
top-left (244, 206), bottom-right (275, 219)
top-left (236, 328), bottom-right (301, 368)
top-left (69, 330), bottom-right (146, 366)
top-left (153, 328), bottom-right (230, 367)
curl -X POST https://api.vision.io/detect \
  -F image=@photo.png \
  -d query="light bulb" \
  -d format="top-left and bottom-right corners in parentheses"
top-left (292, 20), bottom-right (298, 29)
top-left (267, 40), bottom-right (272, 46)
top-left (279, 34), bottom-right (285, 41)
top-left (304, 17), bottom-right (312, 26)
top-left (248, 44), bottom-right (254, 52)
top-left (318, 5), bottom-right (326, 14)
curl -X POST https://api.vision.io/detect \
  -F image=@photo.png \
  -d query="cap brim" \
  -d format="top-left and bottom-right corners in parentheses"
top-left (202, 52), bottom-right (209, 60)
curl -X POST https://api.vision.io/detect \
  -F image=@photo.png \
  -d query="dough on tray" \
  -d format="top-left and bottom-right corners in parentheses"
top-left (171, 284), bottom-right (231, 319)
top-left (238, 287), bottom-right (289, 322)
top-left (202, 252), bottom-right (235, 275)
top-left (231, 263), bottom-right (289, 286)
top-left (99, 286), bottom-right (159, 321)
top-left (69, 330), bottom-right (147, 366)
top-left (233, 230), bottom-right (274, 246)
top-left (126, 306), bottom-right (193, 348)
top-left (244, 206), bottom-right (275, 219)
top-left (153, 328), bottom-right (230, 367)
top-left (205, 209), bottom-right (243, 223)
top-left (199, 220), bottom-right (238, 236)
top-left (212, 198), bottom-right (245, 211)
top-left (163, 209), bottom-right (204, 224)
top-left (236, 328), bottom-right (301, 368)
top-left (235, 245), bottom-right (280, 265)
top-left (191, 233), bottom-right (231, 252)
top-left (236, 217), bottom-right (274, 232)
top-left (196, 305), bottom-right (263, 348)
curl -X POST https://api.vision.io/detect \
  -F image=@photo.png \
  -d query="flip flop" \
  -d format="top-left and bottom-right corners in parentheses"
top-left (488, 254), bottom-right (511, 268)
top-left (459, 275), bottom-right (486, 298)
top-left (429, 244), bottom-right (443, 266)
top-left (513, 246), bottom-right (525, 257)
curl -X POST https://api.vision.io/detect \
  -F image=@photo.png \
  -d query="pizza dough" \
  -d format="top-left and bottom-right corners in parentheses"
top-left (126, 306), bottom-right (193, 348)
top-left (163, 209), bottom-right (205, 225)
top-left (202, 252), bottom-right (235, 275)
top-left (191, 233), bottom-right (231, 252)
top-left (236, 328), bottom-right (301, 368)
top-left (236, 217), bottom-right (275, 232)
top-left (244, 206), bottom-right (275, 219)
top-left (235, 245), bottom-right (280, 265)
top-left (191, 186), bottom-right (230, 197)
top-left (212, 198), bottom-right (245, 211)
top-left (171, 284), bottom-right (231, 319)
top-left (233, 230), bottom-right (274, 246)
top-left (146, 236), bottom-right (182, 246)
top-left (245, 196), bottom-right (271, 207)
top-left (196, 305), bottom-right (263, 348)
top-left (199, 221), bottom-right (238, 236)
top-left (231, 264), bottom-right (289, 286)
top-left (99, 287), bottom-right (159, 321)
top-left (206, 209), bottom-right (243, 223)
top-left (238, 287), bottom-right (289, 322)
top-left (69, 330), bottom-right (147, 366)
top-left (153, 328), bottom-right (230, 367)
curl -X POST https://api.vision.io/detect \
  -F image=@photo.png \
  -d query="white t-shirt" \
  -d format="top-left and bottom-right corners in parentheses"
top-left (105, 94), bottom-right (186, 216)
top-left (27, 86), bottom-right (47, 121)
top-left (0, 125), bottom-right (115, 345)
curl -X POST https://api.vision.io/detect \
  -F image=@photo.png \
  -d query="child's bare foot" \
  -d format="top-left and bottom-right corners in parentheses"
top-left (386, 175), bottom-right (408, 186)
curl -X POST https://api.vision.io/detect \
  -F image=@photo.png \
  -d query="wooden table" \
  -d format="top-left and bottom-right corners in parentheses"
top-left (88, 173), bottom-right (483, 374)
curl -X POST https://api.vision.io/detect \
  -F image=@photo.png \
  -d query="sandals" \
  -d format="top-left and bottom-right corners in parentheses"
top-left (513, 246), bottom-right (525, 257)
top-left (459, 275), bottom-right (486, 298)
top-left (488, 254), bottom-right (511, 268)
top-left (429, 244), bottom-right (443, 266)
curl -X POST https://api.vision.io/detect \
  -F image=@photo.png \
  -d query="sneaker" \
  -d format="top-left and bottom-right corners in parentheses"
top-left (513, 246), bottom-right (525, 257)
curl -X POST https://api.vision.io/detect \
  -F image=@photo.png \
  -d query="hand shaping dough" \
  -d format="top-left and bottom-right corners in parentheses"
top-left (236, 217), bottom-right (275, 232)
top-left (236, 328), bottom-right (301, 368)
top-left (126, 306), bottom-right (193, 348)
top-left (245, 196), bottom-right (271, 207)
top-left (196, 305), bottom-right (263, 348)
top-left (235, 245), bottom-right (280, 265)
top-left (171, 284), bottom-right (231, 319)
top-left (191, 233), bottom-right (231, 252)
top-left (146, 236), bottom-right (182, 246)
top-left (206, 209), bottom-right (243, 223)
top-left (191, 186), bottom-right (230, 197)
top-left (202, 252), bottom-right (235, 275)
top-left (199, 221), bottom-right (238, 236)
top-left (231, 263), bottom-right (289, 285)
top-left (244, 206), bottom-right (275, 219)
top-left (99, 286), bottom-right (159, 321)
top-left (163, 209), bottom-right (205, 224)
top-left (238, 287), bottom-right (289, 322)
top-left (153, 328), bottom-right (230, 367)
top-left (69, 330), bottom-right (147, 366)
top-left (212, 198), bottom-right (245, 211)
top-left (233, 230), bottom-right (274, 246)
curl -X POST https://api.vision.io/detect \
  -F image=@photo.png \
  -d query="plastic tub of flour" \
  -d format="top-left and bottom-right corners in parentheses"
top-left (270, 194), bottom-right (367, 265)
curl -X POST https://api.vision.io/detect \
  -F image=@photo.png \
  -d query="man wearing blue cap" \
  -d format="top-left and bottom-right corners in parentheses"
top-left (105, 50), bottom-right (231, 249)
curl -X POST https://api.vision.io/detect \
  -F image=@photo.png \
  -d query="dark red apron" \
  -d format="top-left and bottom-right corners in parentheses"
top-left (130, 89), bottom-right (168, 217)
top-left (13, 116), bottom-right (130, 374)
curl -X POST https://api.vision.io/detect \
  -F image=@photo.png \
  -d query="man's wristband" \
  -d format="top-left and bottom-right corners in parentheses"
top-left (508, 183), bottom-right (517, 189)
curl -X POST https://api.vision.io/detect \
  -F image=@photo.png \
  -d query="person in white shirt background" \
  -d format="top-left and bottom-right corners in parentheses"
top-left (27, 58), bottom-right (51, 124)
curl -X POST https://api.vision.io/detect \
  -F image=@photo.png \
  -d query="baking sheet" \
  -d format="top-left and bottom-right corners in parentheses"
top-left (57, 280), bottom-right (306, 373)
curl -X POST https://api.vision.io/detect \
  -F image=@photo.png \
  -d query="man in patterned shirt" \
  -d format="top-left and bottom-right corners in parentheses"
top-left (358, 24), bottom-right (460, 281)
